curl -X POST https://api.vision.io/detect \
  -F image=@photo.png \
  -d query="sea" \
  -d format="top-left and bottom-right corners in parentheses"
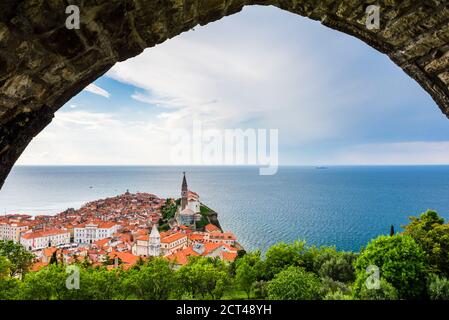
top-left (1, 165), bottom-right (449, 252)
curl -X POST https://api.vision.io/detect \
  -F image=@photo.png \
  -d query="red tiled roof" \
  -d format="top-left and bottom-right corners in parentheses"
top-left (108, 251), bottom-right (139, 265)
top-left (30, 262), bottom-right (48, 272)
top-left (166, 247), bottom-right (199, 265)
top-left (205, 224), bottom-right (220, 233)
top-left (42, 247), bottom-right (57, 257)
top-left (22, 229), bottom-right (69, 239)
top-left (188, 233), bottom-right (206, 242)
top-left (161, 232), bottom-right (187, 244)
top-left (209, 232), bottom-right (236, 241)
top-left (222, 251), bottom-right (238, 262)
top-left (94, 238), bottom-right (111, 247)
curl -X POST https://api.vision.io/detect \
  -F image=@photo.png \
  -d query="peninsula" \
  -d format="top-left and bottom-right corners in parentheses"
top-left (0, 173), bottom-right (242, 270)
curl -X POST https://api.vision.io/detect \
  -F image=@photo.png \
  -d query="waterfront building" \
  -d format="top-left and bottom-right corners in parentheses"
top-left (205, 232), bottom-right (237, 246)
top-left (0, 222), bottom-right (29, 242)
top-left (74, 221), bottom-right (121, 244)
top-left (20, 229), bottom-right (71, 251)
top-left (161, 232), bottom-right (188, 255)
top-left (166, 242), bottom-right (238, 267)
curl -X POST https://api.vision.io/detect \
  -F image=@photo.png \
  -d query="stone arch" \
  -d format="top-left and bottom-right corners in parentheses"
top-left (1, 1), bottom-right (449, 188)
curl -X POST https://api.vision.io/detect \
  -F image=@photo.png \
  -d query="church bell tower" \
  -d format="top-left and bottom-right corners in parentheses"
top-left (181, 172), bottom-right (188, 210)
top-left (148, 224), bottom-right (161, 256)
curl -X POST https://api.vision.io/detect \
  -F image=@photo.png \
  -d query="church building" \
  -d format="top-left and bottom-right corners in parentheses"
top-left (176, 172), bottom-right (202, 226)
top-left (132, 224), bottom-right (161, 257)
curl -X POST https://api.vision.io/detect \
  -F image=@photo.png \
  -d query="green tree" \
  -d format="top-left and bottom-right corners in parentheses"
top-left (323, 290), bottom-right (353, 300)
top-left (83, 267), bottom-right (122, 300)
top-left (252, 280), bottom-right (268, 299)
top-left (0, 240), bottom-right (34, 277)
top-left (300, 245), bottom-right (337, 273)
top-left (235, 251), bottom-right (263, 298)
top-left (320, 277), bottom-right (351, 297)
top-left (235, 260), bottom-right (257, 298)
top-left (0, 255), bottom-right (11, 279)
top-left (125, 258), bottom-right (173, 299)
top-left (403, 210), bottom-right (449, 276)
top-left (318, 252), bottom-right (357, 283)
top-left (20, 264), bottom-right (66, 299)
top-left (0, 256), bottom-right (20, 300)
top-left (427, 274), bottom-right (449, 300)
top-left (267, 266), bottom-right (322, 300)
top-left (56, 265), bottom-right (124, 300)
top-left (177, 257), bottom-right (229, 299)
top-left (161, 198), bottom-right (177, 220)
top-left (353, 235), bottom-right (428, 299)
top-left (264, 241), bottom-right (306, 279)
top-left (357, 279), bottom-right (398, 300)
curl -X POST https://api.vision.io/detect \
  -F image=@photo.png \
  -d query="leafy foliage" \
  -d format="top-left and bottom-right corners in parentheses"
top-left (123, 258), bottom-right (173, 299)
top-left (176, 256), bottom-right (230, 299)
top-left (264, 241), bottom-right (307, 278)
top-left (403, 210), bottom-right (449, 276)
top-left (357, 278), bottom-right (398, 300)
top-left (235, 251), bottom-right (263, 298)
top-left (0, 240), bottom-right (34, 277)
top-left (195, 216), bottom-right (209, 229)
top-left (160, 198), bottom-right (177, 220)
top-left (353, 235), bottom-right (428, 299)
top-left (200, 204), bottom-right (213, 216)
top-left (267, 266), bottom-right (322, 300)
top-left (427, 274), bottom-right (449, 300)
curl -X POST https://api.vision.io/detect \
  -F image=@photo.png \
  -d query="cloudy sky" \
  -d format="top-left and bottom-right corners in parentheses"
top-left (17, 6), bottom-right (449, 166)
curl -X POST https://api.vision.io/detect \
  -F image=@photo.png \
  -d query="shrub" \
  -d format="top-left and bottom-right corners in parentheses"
top-left (427, 274), bottom-right (449, 300)
top-left (267, 266), bottom-right (322, 300)
top-left (353, 235), bottom-right (428, 299)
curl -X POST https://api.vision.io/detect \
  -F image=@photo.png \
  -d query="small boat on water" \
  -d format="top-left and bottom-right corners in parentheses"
top-left (315, 166), bottom-right (328, 170)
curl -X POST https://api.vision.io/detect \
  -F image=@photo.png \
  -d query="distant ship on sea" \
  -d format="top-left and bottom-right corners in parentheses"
top-left (315, 166), bottom-right (328, 169)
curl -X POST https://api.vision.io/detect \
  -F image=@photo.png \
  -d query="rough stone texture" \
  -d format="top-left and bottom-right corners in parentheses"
top-left (1, 0), bottom-right (449, 188)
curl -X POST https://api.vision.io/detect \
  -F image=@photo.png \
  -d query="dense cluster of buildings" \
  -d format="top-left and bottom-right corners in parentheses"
top-left (0, 173), bottom-right (239, 270)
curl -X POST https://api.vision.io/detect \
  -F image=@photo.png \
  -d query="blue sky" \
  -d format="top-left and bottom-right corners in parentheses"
top-left (18, 6), bottom-right (449, 165)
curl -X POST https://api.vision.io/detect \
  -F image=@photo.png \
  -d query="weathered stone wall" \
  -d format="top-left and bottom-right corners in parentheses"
top-left (1, 0), bottom-right (449, 188)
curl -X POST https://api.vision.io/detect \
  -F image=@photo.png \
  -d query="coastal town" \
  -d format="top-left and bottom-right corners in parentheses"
top-left (0, 173), bottom-right (241, 271)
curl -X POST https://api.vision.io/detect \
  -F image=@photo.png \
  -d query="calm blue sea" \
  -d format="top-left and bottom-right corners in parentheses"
top-left (1, 165), bottom-right (449, 252)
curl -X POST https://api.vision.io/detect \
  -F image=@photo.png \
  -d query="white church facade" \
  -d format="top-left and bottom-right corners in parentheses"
top-left (132, 224), bottom-right (161, 257)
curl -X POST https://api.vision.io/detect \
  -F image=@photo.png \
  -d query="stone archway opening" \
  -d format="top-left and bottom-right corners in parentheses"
top-left (1, 1), bottom-right (449, 189)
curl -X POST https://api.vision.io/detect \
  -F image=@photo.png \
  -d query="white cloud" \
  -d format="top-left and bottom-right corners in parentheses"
top-left (18, 110), bottom-right (173, 165)
top-left (83, 83), bottom-right (110, 98)
top-left (105, 7), bottom-right (376, 146)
